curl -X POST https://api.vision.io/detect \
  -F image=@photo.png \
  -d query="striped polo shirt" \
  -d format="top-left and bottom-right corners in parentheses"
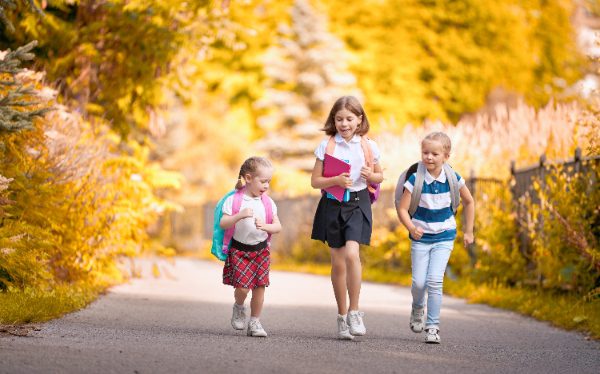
top-left (404, 167), bottom-right (465, 243)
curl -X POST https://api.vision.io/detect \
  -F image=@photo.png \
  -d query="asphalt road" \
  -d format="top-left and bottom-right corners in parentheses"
top-left (0, 258), bottom-right (598, 374)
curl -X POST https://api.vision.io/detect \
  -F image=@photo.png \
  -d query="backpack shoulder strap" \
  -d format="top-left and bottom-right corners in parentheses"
top-left (231, 187), bottom-right (245, 215)
top-left (360, 136), bottom-right (374, 168)
top-left (394, 162), bottom-right (419, 209)
top-left (325, 136), bottom-right (336, 155)
top-left (409, 162), bottom-right (426, 216)
top-left (261, 194), bottom-right (273, 224)
top-left (261, 193), bottom-right (274, 244)
top-left (443, 164), bottom-right (460, 213)
top-left (222, 188), bottom-right (245, 253)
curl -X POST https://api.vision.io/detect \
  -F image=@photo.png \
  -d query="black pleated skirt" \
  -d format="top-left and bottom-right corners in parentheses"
top-left (311, 188), bottom-right (373, 248)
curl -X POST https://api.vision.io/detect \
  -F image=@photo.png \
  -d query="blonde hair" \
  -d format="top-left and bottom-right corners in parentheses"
top-left (235, 156), bottom-right (272, 189)
top-left (422, 132), bottom-right (452, 155)
top-left (322, 96), bottom-right (370, 136)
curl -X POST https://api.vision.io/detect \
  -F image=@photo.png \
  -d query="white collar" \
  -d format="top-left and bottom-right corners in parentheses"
top-left (334, 133), bottom-right (361, 144)
top-left (424, 167), bottom-right (447, 184)
top-left (242, 193), bottom-right (261, 201)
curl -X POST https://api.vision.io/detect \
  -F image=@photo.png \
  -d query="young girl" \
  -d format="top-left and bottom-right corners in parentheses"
top-left (396, 132), bottom-right (474, 344)
top-left (221, 156), bottom-right (282, 337)
top-left (310, 96), bottom-right (384, 340)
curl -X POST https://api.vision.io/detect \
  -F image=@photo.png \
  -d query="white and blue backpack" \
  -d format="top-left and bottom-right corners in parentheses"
top-left (394, 162), bottom-right (461, 217)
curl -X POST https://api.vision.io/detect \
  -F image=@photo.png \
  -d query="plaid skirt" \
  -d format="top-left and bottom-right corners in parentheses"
top-left (223, 246), bottom-right (270, 289)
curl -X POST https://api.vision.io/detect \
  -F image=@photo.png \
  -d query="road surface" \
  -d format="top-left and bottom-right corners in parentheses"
top-left (0, 258), bottom-right (598, 373)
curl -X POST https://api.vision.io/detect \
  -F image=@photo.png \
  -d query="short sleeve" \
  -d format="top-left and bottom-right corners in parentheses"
top-left (222, 195), bottom-right (234, 215)
top-left (367, 139), bottom-right (381, 164)
top-left (455, 172), bottom-right (466, 188)
top-left (314, 138), bottom-right (328, 161)
top-left (404, 173), bottom-right (416, 193)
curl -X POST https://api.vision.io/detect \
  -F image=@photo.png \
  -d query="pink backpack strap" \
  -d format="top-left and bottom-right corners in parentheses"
top-left (360, 136), bottom-right (379, 195)
top-left (261, 193), bottom-right (273, 245)
top-left (325, 136), bottom-right (336, 155)
top-left (222, 188), bottom-right (245, 254)
top-left (360, 136), bottom-right (374, 168)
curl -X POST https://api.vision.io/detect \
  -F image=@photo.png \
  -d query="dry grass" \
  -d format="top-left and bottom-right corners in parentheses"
top-left (376, 100), bottom-right (589, 184)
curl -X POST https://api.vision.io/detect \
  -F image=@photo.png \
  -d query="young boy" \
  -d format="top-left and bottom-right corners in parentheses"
top-left (396, 132), bottom-right (475, 344)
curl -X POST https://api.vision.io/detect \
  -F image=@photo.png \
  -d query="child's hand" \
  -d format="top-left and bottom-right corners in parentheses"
top-left (255, 217), bottom-right (267, 231)
top-left (360, 166), bottom-right (372, 180)
top-left (410, 226), bottom-right (424, 240)
top-left (238, 208), bottom-right (253, 219)
top-left (464, 232), bottom-right (474, 247)
top-left (336, 173), bottom-right (352, 188)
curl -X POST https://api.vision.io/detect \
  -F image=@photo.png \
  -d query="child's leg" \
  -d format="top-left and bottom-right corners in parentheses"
top-left (424, 241), bottom-right (453, 328)
top-left (411, 241), bottom-right (431, 310)
top-left (344, 240), bottom-right (362, 311)
top-left (330, 246), bottom-right (348, 315)
top-left (250, 286), bottom-right (265, 318)
top-left (234, 287), bottom-right (250, 305)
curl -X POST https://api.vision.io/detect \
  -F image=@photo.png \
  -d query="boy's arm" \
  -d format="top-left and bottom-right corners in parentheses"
top-left (460, 185), bottom-right (475, 246)
top-left (396, 189), bottom-right (423, 240)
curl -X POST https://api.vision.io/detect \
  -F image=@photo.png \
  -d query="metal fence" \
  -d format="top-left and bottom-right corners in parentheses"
top-left (164, 150), bottom-right (597, 268)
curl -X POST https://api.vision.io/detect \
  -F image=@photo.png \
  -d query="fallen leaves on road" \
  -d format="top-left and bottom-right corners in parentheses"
top-left (0, 325), bottom-right (41, 337)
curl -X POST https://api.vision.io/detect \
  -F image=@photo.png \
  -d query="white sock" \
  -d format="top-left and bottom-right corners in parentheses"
top-left (250, 316), bottom-right (259, 322)
top-left (234, 303), bottom-right (244, 308)
top-left (338, 314), bottom-right (347, 319)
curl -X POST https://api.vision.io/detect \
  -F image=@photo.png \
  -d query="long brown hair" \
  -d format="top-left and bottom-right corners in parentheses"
top-left (321, 96), bottom-right (370, 136)
top-left (235, 156), bottom-right (273, 189)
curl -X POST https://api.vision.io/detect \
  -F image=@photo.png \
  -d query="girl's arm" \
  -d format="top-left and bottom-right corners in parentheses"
top-left (460, 185), bottom-right (475, 246)
top-left (396, 189), bottom-right (424, 240)
top-left (220, 208), bottom-right (253, 229)
top-left (310, 159), bottom-right (352, 190)
top-left (255, 214), bottom-right (282, 234)
top-left (361, 162), bottom-right (384, 184)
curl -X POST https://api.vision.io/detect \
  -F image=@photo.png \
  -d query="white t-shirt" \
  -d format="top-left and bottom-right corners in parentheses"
top-left (222, 193), bottom-right (278, 245)
top-left (314, 134), bottom-right (381, 192)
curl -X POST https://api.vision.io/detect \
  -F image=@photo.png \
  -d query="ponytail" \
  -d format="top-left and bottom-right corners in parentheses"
top-left (235, 175), bottom-right (244, 190)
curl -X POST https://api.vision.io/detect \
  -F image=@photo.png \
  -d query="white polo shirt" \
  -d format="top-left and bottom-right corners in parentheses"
top-left (222, 194), bottom-right (278, 245)
top-left (403, 167), bottom-right (466, 243)
top-left (314, 134), bottom-right (381, 192)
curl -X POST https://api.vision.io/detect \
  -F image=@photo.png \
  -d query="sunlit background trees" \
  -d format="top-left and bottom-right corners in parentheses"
top-left (0, 0), bottom-right (598, 333)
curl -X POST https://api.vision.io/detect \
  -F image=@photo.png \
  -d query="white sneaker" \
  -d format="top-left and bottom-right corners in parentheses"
top-left (231, 304), bottom-right (246, 330)
top-left (347, 310), bottom-right (366, 336)
top-left (247, 319), bottom-right (268, 337)
top-left (425, 327), bottom-right (441, 344)
top-left (337, 314), bottom-right (354, 340)
top-left (409, 307), bottom-right (425, 333)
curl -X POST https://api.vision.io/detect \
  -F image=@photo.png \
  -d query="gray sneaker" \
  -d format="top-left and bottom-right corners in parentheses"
top-left (347, 310), bottom-right (366, 336)
top-left (425, 327), bottom-right (441, 344)
top-left (247, 319), bottom-right (268, 337)
top-left (410, 307), bottom-right (425, 333)
top-left (231, 304), bottom-right (246, 330)
top-left (337, 314), bottom-right (354, 340)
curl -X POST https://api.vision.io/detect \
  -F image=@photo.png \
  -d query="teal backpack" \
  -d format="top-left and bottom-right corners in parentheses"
top-left (211, 188), bottom-right (274, 261)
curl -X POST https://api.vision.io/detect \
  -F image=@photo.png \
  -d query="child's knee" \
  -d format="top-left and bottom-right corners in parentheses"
top-left (426, 278), bottom-right (444, 293)
top-left (346, 251), bottom-right (361, 265)
top-left (411, 278), bottom-right (426, 290)
top-left (236, 287), bottom-right (251, 295)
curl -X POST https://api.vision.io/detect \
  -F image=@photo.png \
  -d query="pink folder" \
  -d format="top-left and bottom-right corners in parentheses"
top-left (323, 153), bottom-right (351, 202)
